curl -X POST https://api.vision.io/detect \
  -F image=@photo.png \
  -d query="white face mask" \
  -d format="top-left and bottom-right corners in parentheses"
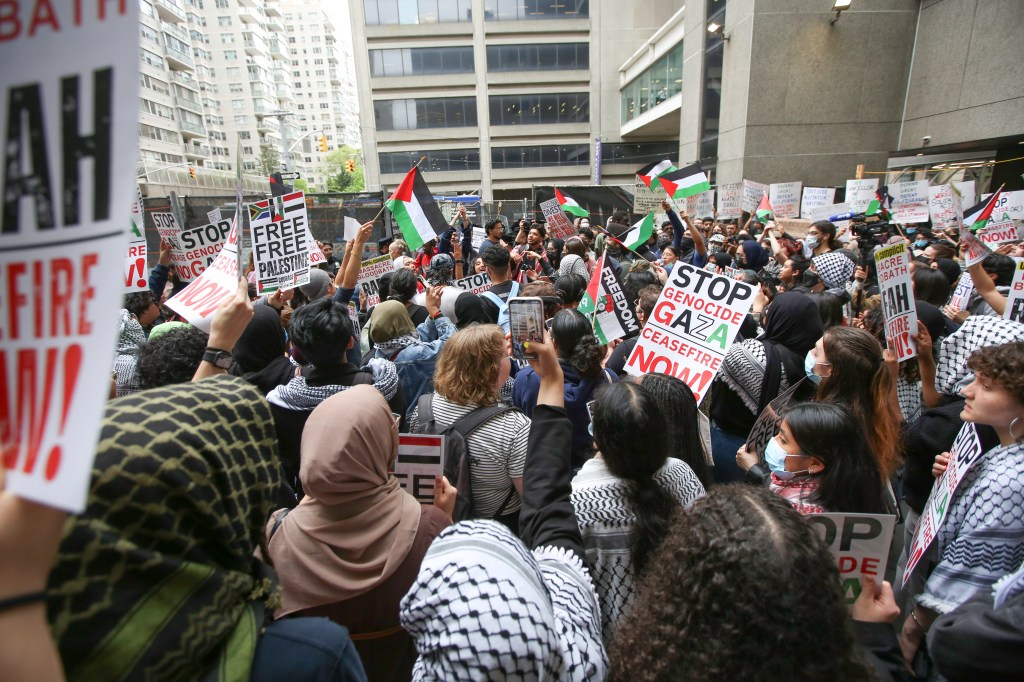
top-left (805, 235), bottom-right (820, 249)
top-left (580, 220), bottom-right (590, 229)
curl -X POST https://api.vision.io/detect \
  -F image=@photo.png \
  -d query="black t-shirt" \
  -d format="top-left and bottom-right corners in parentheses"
top-left (606, 337), bottom-right (637, 377)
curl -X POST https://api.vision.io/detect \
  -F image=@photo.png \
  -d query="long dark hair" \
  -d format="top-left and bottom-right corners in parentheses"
top-left (637, 374), bottom-right (712, 489)
top-left (388, 268), bottom-right (418, 304)
top-left (592, 382), bottom-right (678, 576)
top-left (550, 309), bottom-right (604, 379)
top-left (912, 267), bottom-right (951, 307)
top-left (782, 403), bottom-right (887, 514)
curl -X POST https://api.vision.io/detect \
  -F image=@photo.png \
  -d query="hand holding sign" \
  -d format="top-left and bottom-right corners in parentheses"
top-left (932, 452), bottom-right (950, 479)
top-left (209, 277), bottom-right (254, 354)
top-left (433, 476), bottom-right (457, 522)
top-left (851, 575), bottom-right (900, 624)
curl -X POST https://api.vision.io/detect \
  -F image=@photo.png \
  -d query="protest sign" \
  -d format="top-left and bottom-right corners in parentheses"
top-left (800, 187), bottom-right (836, 219)
top-left (745, 379), bottom-right (809, 461)
top-left (472, 227), bottom-right (486, 251)
top-left (358, 254), bottom-right (393, 307)
top-left (176, 218), bottom-right (232, 281)
top-left (343, 215), bottom-right (362, 241)
top-left (249, 192), bottom-right (311, 294)
top-left (807, 513), bottom-right (897, 603)
top-left (903, 423), bottom-right (984, 586)
top-left (704, 261), bottom-right (743, 280)
top-left (125, 186), bottom-right (149, 292)
top-left (348, 301), bottom-right (361, 344)
top-left (540, 197), bottom-right (576, 240)
top-left (1005, 259), bottom-right (1024, 324)
top-left (742, 180), bottom-right (769, 214)
top-left (393, 434), bottom-right (444, 504)
top-left (717, 182), bottom-right (743, 219)
top-left (982, 189), bottom-right (1024, 221)
top-left (578, 255), bottom-right (641, 345)
top-left (890, 180), bottom-right (930, 223)
top-left (0, 3), bottom-right (139, 511)
top-left (928, 183), bottom-right (975, 229)
top-left (625, 263), bottom-right (755, 402)
top-left (977, 219), bottom-right (1022, 247)
top-left (873, 243), bottom-right (918, 360)
top-left (810, 201), bottom-right (851, 222)
top-left (686, 190), bottom-right (716, 218)
top-left (152, 211), bottom-right (191, 280)
top-left (633, 180), bottom-right (664, 214)
top-left (208, 207), bottom-right (223, 224)
top-left (947, 271), bottom-right (974, 311)
top-left (769, 182), bottom-right (802, 219)
top-left (954, 180), bottom-right (975, 207)
top-left (166, 217), bottom-right (242, 333)
top-left (453, 272), bottom-right (493, 295)
top-left (845, 179), bottom-right (879, 213)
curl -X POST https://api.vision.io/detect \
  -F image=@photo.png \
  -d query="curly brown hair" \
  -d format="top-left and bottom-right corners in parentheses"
top-left (608, 486), bottom-right (869, 682)
top-left (432, 324), bottom-right (504, 406)
top-left (967, 341), bottom-right (1024, 406)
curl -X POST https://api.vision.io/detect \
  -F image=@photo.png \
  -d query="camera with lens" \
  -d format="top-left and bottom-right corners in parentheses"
top-left (850, 217), bottom-right (892, 245)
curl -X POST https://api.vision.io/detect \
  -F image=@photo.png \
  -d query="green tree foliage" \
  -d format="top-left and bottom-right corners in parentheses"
top-left (321, 147), bottom-right (365, 193)
top-left (258, 145), bottom-right (281, 175)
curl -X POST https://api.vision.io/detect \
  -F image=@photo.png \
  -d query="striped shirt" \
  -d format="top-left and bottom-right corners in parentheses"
top-left (409, 394), bottom-right (530, 518)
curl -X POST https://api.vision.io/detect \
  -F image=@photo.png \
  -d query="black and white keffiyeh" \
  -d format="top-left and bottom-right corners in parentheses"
top-left (935, 316), bottom-right (1024, 397)
top-left (373, 334), bottom-right (419, 357)
top-left (719, 339), bottom-right (790, 415)
top-left (400, 520), bottom-right (607, 681)
top-left (267, 358), bottom-right (398, 410)
top-left (811, 251), bottom-right (855, 289)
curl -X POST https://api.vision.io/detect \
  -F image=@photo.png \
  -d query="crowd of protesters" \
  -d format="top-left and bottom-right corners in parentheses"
top-left (2, 193), bottom-right (1024, 682)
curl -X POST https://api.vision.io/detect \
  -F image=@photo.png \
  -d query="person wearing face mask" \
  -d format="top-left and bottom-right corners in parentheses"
top-left (661, 200), bottom-right (707, 268)
top-left (735, 403), bottom-right (888, 515)
top-left (802, 220), bottom-right (840, 258)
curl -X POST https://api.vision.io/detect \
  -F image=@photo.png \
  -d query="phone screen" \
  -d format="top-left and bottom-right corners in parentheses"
top-left (508, 297), bottom-right (545, 360)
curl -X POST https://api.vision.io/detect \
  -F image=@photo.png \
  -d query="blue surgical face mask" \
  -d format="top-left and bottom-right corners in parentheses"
top-left (804, 350), bottom-right (823, 384)
top-left (765, 437), bottom-right (809, 480)
top-left (906, 227), bottom-right (918, 235)
top-left (804, 235), bottom-right (819, 249)
top-left (915, 240), bottom-right (928, 248)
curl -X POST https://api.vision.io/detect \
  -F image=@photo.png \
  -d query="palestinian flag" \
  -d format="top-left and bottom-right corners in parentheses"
top-left (385, 167), bottom-right (448, 251)
top-left (623, 212), bottom-right (655, 251)
top-left (636, 159), bottom-right (677, 188)
top-left (555, 187), bottom-right (589, 217)
top-left (577, 254), bottom-right (639, 344)
top-left (658, 163), bottom-right (711, 199)
top-left (963, 186), bottom-right (1004, 233)
top-left (865, 186), bottom-right (892, 220)
top-left (755, 193), bottom-right (774, 223)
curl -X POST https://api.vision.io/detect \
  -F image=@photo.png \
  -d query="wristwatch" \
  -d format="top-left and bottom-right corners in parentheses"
top-left (202, 347), bottom-right (233, 369)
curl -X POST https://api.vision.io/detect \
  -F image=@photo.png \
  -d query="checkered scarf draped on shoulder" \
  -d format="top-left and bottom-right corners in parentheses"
top-left (936, 316), bottom-right (1024, 397)
top-left (47, 376), bottom-right (282, 682)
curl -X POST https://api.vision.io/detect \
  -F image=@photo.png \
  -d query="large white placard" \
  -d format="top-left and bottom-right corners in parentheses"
top-left (808, 513), bottom-right (897, 603)
top-left (249, 192), bottom-right (312, 294)
top-left (890, 180), bottom-right (930, 224)
top-left (800, 187), bottom-right (836, 219)
top-left (1005, 259), bottom-right (1024, 324)
top-left (873, 243), bottom-right (918, 361)
top-left (769, 182), bottom-right (802, 219)
top-left (540, 198), bottom-right (576, 240)
top-left (717, 182), bottom-right (743, 219)
top-left (845, 178), bottom-right (879, 213)
top-left (742, 180), bottom-right (769, 214)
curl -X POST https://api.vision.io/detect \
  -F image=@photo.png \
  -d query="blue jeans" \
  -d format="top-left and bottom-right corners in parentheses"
top-left (710, 421), bottom-right (747, 484)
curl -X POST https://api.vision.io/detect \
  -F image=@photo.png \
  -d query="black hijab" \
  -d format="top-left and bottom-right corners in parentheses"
top-left (934, 258), bottom-right (961, 288)
top-left (231, 304), bottom-right (295, 394)
top-left (454, 292), bottom-right (494, 328)
top-left (756, 292), bottom-right (823, 414)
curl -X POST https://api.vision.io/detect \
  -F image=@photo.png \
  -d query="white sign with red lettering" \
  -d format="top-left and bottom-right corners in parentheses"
top-left (1005, 259), bottom-right (1024, 324)
top-left (891, 180), bottom-right (930, 224)
top-left (125, 185), bottom-right (149, 292)
top-left (0, 2), bottom-right (139, 511)
top-left (978, 219), bottom-right (1022, 247)
top-left (540, 198), bottom-right (576, 240)
top-left (808, 513), bottom-right (897, 604)
top-left (873, 243), bottom-right (918, 361)
top-left (625, 263), bottom-right (755, 403)
top-left (453, 272), bottom-right (493, 295)
top-left (947, 271), bottom-right (974, 311)
top-left (769, 182), bottom-right (802, 219)
top-left (903, 424), bottom-right (984, 586)
top-left (717, 183), bottom-right (743, 219)
top-left (358, 254), bottom-right (393, 307)
top-left (166, 217), bottom-right (241, 333)
top-left (176, 219), bottom-right (231, 282)
top-left (742, 180), bottom-right (769, 214)
top-left (800, 187), bottom-right (836, 219)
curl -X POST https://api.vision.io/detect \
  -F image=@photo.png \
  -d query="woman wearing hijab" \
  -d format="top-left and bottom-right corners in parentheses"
top-left (113, 309), bottom-right (147, 397)
top-left (559, 237), bottom-right (591, 280)
top-left (736, 240), bottom-right (770, 271)
top-left (268, 386), bottom-right (454, 682)
top-left (811, 250), bottom-right (856, 292)
top-left (231, 304), bottom-right (296, 394)
top-left (709, 292), bottom-right (823, 483)
top-left (47, 377), bottom-right (367, 682)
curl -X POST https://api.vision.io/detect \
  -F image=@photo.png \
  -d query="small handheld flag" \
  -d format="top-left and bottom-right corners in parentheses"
top-left (385, 167), bottom-right (448, 251)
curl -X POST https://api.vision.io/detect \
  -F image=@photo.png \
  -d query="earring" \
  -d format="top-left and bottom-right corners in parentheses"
top-left (1011, 417), bottom-right (1024, 442)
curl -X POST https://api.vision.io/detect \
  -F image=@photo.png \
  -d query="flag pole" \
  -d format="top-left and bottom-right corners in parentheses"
top-left (369, 156), bottom-right (427, 225)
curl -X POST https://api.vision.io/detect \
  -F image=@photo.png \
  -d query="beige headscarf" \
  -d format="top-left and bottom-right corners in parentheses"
top-left (369, 299), bottom-right (417, 343)
top-left (267, 384), bottom-right (422, 616)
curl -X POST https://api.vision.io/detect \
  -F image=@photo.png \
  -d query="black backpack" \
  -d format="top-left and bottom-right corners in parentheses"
top-left (413, 393), bottom-right (518, 522)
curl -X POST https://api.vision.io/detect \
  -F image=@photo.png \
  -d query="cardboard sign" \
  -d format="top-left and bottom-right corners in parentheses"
top-left (393, 434), bottom-right (444, 504)
top-left (540, 197), bottom-right (576, 240)
top-left (633, 180), bottom-right (664, 214)
top-left (874, 243), bottom-right (918, 360)
top-left (769, 182), bottom-right (802, 219)
top-left (800, 187), bottom-right (836, 219)
top-left (808, 513), bottom-right (897, 603)
top-left (358, 254), bottom-right (392, 307)
top-left (891, 180), bottom-right (930, 224)
top-left (903, 423), bottom-right (984, 586)
top-left (845, 179), bottom-right (879, 213)
top-left (625, 263), bottom-right (755, 402)
top-left (249, 192), bottom-right (311, 295)
top-left (177, 219), bottom-right (232, 282)
top-left (742, 180), bottom-right (769, 214)
top-left (1, 2), bottom-right (139, 511)
top-left (947, 271), bottom-right (974, 311)
top-left (978, 219), bottom-right (1022, 247)
top-left (717, 182), bottom-right (743, 219)
top-left (125, 185), bottom-right (149, 292)
top-left (166, 217), bottom-right (241, 333)
top-left (452, 272), bottom-right (493, 295)
top-left (1004, 259), bottom-right (1024, 324)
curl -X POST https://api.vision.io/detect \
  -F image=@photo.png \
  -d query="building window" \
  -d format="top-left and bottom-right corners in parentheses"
top-left (369, 46), bottom-right (474, 77)
top-left (220, 33), bottom-right (234, 44)
top-left (489, 93), bottom-right (588, 125)
top-left (486, 43), bottom-right (588, 71)
top-left (621, 41), bottom-right (683, 124)
top-left (492, 145), bottom-right (589, 168)
top-left (364, 0), bottom-right (473, 25)
top-left (234, 115), bottom-right (248, 124)
top-left (218, 16), bottom-right (231, 26)
top-left (139, 123), bottom-right (180, 144)
top-left (378, 149), bottom-right (480, 173)
top-left (700, 0), bottom-right (726, 161)
top-left (374, 97), bottom-right (478, 130)
top-left (482, 0), bottom-right (588, 21)
top-left (600, 142), bottom-right (680, 166)
top-left (226, 66), bottom-right (241, 77)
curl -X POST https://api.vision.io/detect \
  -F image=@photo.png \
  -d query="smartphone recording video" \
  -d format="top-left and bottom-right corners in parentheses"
top-left (508, 297), bottom-right (545, 360)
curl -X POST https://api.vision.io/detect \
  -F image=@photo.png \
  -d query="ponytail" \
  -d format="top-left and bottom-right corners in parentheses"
top-left (626, 478), bottom-right (678, 575)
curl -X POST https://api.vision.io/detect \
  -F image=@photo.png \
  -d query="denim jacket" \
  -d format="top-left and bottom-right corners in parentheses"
top-left (376, 314), bottom-right (457, 421)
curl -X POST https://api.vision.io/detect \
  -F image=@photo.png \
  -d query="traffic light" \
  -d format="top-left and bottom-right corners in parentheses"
top-left (318, 135), bottom-right (328, 152)
top-left (345, 159), bottom-right (356, 173)
top-left (188, 166), bottom-right (196, 179)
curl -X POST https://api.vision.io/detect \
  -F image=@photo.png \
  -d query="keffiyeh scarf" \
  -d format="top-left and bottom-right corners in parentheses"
top-left (113, 309), bottom-right (147, 397)
top-left (373, 334), bottom-right (419, 357)
top-left (719, 339), bottom-right (789, 415)
top-left (812, 251), bottom-right (855, 289)
top-left (935, 316), bottom-right (1024, 397)
top-left (401, 520), bottom-right (607, 681)
top-left (268, 358), bottom-right (399, 410)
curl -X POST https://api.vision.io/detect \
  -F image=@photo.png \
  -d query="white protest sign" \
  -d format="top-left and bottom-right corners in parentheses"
top-left (978, 219), bottom-right (1022, 247)
top-left (633, 180), bottom-right (664, 214)
top-left (717, 182), bottom-right (743, 219)
top-left (742, 180), bottom-right (769, 214)
top-left (982, 190), bottom-right (1024, 221)
top-left (0, 2), bottom-right (139, 511)
top-left (166, 217), bottom-right (241, 333)
top-left (453, 272), bottom-right (493, 295)
top-left (125, 185), bottom-right (149, 292)
top-left (472, 227), bottom-right (486, 250)
top-left (891, 180), bottom-right (930, 223)
top-left (948, 271), bottom-right (974, 311)
top-left (873, 243), bottom-right (918, 361)
top-left (769, 182), bottom-right (802, 219)
top-left (1005, 259), bottom-right (1024, 323)
top-left (358, 254), bottom-right (393, 307)
top-left (954, 180), bottom-right (975, 207)
top-left (808, 513), bottom-right (897, 603)
top-left (152, 211), bottom-right (190, 279)
top-left (176, 218), bottom-right (231, 281)
top-left (845, 178), bottom-right (879, 213)
top-left (704, 261), bottom-right (743, 280)
top-left (343, 215), bottom-right (361, 241)
top-left (903, 423), bottom-right (985, 586)
top-left (249, 193), bottom-right (311, 295)
top-left (348, 301), bottom-right (361, 344)
top-left (625, 263), bottom-right (756, 403)
top-left (800, 187), bottom-right (836, 219)
top-left (929, 184), bottom-right (975, 228)
top-left (393, 434), bottom-right (444, 504)
top-left (540, 197), bottom-right (576, 240)
top-left (686, 190), bottom-right (716, 218)
top-left (207, 207), bottom-right (222, 224)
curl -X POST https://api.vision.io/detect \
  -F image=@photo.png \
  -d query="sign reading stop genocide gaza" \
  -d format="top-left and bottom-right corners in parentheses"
top-left (625, 263), bottom-right (756, 402)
